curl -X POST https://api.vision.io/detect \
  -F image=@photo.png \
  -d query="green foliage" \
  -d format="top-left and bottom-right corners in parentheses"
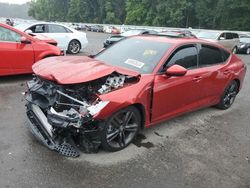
top-left (28, 0), bottom-right (250, 30)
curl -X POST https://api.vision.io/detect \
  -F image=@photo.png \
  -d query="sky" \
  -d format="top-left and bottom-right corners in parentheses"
top-left (0, 0), bottom-right (30, 4)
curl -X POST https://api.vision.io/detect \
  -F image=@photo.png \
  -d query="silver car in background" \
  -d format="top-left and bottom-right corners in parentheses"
top-left (196, 31), bottom-right (240, 53)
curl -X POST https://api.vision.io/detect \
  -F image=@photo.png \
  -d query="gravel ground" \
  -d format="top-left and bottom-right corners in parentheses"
top-left (0, 31), bottom-right (250, 188)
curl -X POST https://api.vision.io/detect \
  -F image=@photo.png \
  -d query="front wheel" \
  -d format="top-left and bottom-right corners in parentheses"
top-left (100, 106), bottom-right (141, 152)
top-left (67, 40), bottom-right (81, 54)
top-left (216, 80), bottom-right (238, 110)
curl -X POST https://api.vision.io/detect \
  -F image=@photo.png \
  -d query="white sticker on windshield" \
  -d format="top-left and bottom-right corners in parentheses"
top-left (124, 59), bottom-right (145, 69)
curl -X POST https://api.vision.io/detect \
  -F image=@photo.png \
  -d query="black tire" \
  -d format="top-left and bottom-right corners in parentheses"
top-left (216, 80), bottom-right (238, 110)
top-left (100, 106), bottom-right (141, 152)
top-left (67, 40), bottom-right (81, 54)
top-left (232, 46), bottom-right (238, 54)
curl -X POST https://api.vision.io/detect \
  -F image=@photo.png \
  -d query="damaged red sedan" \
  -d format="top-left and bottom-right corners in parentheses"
top-left (25, 36), bottom-right (246, 157)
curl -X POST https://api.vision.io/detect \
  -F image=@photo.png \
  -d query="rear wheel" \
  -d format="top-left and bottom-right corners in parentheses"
top-left (67, 40), bottom-right (81, 54)
top-left (216, 80), bottom-right (238, 110)
top-left (101, 106), bottom-right (141, 152)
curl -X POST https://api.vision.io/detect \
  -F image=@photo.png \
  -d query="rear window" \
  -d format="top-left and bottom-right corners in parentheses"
top-left (199, 45), bottom-right (224, 67)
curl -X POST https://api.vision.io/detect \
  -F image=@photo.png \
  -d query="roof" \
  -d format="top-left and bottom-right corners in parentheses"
top-left (131, 35), bottom-right (230, 52)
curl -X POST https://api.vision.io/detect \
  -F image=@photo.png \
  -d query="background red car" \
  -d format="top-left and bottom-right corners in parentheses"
top-left (0, 23), bottom-right (61, 76)
top-left (25, 36), bottom-right (246, 157)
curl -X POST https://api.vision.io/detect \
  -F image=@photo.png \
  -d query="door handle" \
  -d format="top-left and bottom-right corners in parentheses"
top-left (192, 76), bottom-right (202, 82)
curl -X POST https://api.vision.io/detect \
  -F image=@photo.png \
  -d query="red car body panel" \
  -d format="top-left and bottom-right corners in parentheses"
top-left (32, 33), bottom-right (57, 45)
top-left (31, 36), bottom-right (247, 129)
top-left (0, 23), bottom-right (61, 76)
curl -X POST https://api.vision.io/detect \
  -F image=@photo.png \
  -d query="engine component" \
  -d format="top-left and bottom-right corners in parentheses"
top-left (98, 75), bottom-right (126, 94)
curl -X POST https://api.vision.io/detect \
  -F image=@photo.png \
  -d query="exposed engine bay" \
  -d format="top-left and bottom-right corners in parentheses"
top-left (25, 73), bottom-right (138, 157)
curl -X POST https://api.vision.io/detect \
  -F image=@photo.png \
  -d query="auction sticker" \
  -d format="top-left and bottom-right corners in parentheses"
top-left (124, 59), bottom-right (144, 68)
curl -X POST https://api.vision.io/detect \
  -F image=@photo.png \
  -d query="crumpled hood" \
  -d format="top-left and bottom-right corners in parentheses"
top-left (33, 56), bottom-right (139, 84)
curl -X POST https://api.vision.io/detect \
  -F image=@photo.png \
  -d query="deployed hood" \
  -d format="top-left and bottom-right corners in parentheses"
top-left (33, 56), bottom-right (139, 84)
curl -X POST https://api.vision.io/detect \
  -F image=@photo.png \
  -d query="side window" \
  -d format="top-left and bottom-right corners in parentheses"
top-left (48, 25), bottom-right (67, 33)
top-left (167, 46), bottom-right (198, 69)
top-left (199, 45), bottom-right (224, 67)
top-left (232, 33), bottom-right (239, 39)
top-left (29, 25), bottom-right (46, 33)
top-left (219, 33), bottom-right (226, 39)
top-left (0, 26), bottom-right (22, 42)
top-left (226, 33), bottom-right (233, 40)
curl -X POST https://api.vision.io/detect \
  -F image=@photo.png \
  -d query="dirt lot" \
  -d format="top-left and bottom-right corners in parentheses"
top-left (0, 32), bottom-right (250, 188)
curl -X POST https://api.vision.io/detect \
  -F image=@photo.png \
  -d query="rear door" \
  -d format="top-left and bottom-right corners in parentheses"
top-left (46, 24), bottom-right (71, 51)
top-left (218, 32), bottom-right (232, 50)
top-left (198, 44), bottom-right (231, 103)
top-left (0, 26), bottom-right (34, 75)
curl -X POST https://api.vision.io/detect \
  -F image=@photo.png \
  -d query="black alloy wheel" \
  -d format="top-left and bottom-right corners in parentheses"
top-left (216, 80), bottom-right (238, 110)
top-left (101, 106), bottom-right (141, 152)
top-left (68, 40), bottom-right (81, 54)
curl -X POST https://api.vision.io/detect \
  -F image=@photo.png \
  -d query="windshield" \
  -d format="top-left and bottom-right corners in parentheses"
top-left (197, 31), bottom-right (220, 39)
top-left (121, 30), bottom-right (144, 37)
top-left (95, 37), bottom-right (172, 74)
top-left (240, 37), bottom-right (250, 43)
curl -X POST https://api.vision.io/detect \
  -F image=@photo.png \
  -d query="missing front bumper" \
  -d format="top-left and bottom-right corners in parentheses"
top-left (26, 104), bottom-right (80, 157)
top-left (26, 102), bottom-right (103, 157)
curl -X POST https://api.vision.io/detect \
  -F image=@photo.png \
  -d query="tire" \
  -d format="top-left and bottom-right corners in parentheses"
top-left (232, 46), bottom-right (238, 54)
top-left (67, 40), bottom-right (81, 54)
top-left (246, 48), bottom-right (250, 55)
top-left (216, 80), bottom-right (238, 110)
top-left (100, 106), bottom-right (141, 152)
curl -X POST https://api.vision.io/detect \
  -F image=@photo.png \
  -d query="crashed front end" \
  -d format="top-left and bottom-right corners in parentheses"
top-left (25, 73), bottom-right (135, 157)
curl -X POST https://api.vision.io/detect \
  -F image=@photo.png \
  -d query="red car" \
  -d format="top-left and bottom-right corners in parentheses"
top-left (0, 23), bottom-right (61, 76)
top-left (25, 36), bottom-right (246, 157)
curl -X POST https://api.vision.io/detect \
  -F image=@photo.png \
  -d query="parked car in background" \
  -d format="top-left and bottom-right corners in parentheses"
top-left (238, 36), bottom-right (250, 54)
top-left (0, 23), bottom-right (61, 76)
top-left (15, 22), bottom-right (88, 54)
top-left (196, 31), bottom-right (240, 53)
top-left (104, 29), bottom-right (157, 47)
top-left (25, 35), bottom-right (246, 157)
top-left (75, 24), bottom-right (91, 31)
top-left (90, 25), bottom-right (104, 32)
top-left (158, 30), bottom-right (197, 38)
top-left (104, 26), bottom-right (120, 34)
top-left (5, 18), bottom-right (14, 26)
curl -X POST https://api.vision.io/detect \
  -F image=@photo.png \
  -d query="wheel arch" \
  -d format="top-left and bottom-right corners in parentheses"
top-left (132, 103), bottom-right (146, 129)
top-left (233, 78), bottom-right (240, 93)
top-left (68, 39), bottom-right (82, 49)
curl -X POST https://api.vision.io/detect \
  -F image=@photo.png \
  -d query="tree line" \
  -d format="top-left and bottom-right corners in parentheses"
top-left (0, 3), bottom-right (30, 19)
top-left (28, 0), bottom-right (250, 31)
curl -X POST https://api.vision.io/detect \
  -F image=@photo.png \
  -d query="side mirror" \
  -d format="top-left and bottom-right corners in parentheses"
top-left (20, 36), bottom-right (31, 44)
top-left (219, 37), bottom-right (225, 40)
top-left (25, 29), bottom-right (33, 34)
top-left (166, 64), bottom-right (187, 76)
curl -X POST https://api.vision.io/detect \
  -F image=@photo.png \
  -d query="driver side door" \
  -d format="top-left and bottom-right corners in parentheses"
top-left (151, 44), bottom-right (206, 123)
